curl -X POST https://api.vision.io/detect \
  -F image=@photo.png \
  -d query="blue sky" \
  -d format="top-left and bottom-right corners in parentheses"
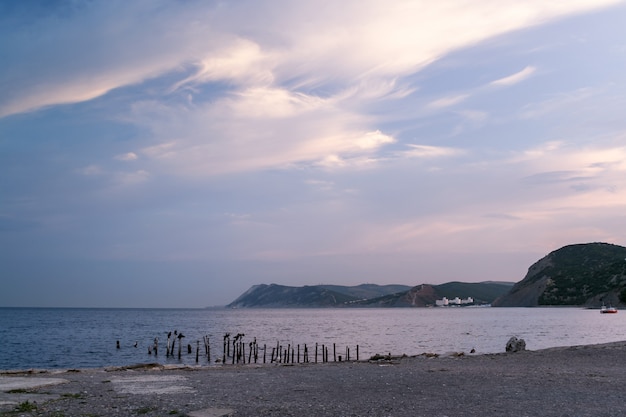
top-left (2, 0), bottom-right (626, 307)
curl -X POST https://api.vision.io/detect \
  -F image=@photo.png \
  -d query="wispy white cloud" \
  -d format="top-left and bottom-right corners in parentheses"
top-left (401, 144), bottom-right (464, 159)
top-left (491, 66), bottom-right (537, 86)
top-left (428, 94), bottom-right (469, 109)
top-left (519, 88), bottom-right (596, 119)
top-left (1, 0), bottom-right (620, 118)
top-left (115, 152), bottom-right (138, 161)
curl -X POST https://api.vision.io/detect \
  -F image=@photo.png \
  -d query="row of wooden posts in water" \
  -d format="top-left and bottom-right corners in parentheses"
top-left (118, 331), bottom-right (360, 365)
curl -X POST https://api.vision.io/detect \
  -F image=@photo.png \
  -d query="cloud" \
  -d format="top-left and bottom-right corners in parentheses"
top-left (172, 39), bottom-right (275, 90)
top-left (428, 94), bottom-right (470, 109)
top-left (130, 88), bottom-right (396, 177)
top-left (401, 144), bottom-right (464, 158)
top-left (1, 0), bottom-right (621, 118)
top-left (490, 66), bottom-right (537, 86)
top-left (115, 152), bottom-right (138, 161)
top-left (519, 88), bottom-right (595, 119)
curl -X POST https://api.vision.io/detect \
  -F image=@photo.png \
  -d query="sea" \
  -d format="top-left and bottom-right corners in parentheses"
top-left (1, 307), bottom-right (625, 370)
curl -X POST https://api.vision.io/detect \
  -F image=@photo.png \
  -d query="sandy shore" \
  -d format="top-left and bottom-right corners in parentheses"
top-left (2, 341), bottom-right (626, 416)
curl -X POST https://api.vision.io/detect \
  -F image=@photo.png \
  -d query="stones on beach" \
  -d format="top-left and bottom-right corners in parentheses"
top-left (506, 336), bottom-right (526, 352)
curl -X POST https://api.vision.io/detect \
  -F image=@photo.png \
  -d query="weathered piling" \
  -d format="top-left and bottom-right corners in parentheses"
top-left (148, 331), bottom-right (362, 367)
top-left (203, 335), bottom-right (211, 363)
top-left (177, 333), bottom-right (185, 359)
top-left (254, 338), bottom-right (259, 363)
top-left (223, 333), bottom-right (229, 363)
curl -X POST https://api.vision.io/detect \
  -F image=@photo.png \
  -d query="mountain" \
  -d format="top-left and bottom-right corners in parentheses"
top-left (351, 282), bottom-right (513, 307)
top-left (318, 284), bottom-right (412, 300)
top-left (227, 284), bottom-right (364, 308)
top-left (493, 242), bottom-right (626, 307)
top-left (227, 282), bottom-right (513, 308)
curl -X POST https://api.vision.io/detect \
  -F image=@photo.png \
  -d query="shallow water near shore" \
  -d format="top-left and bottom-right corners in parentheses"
top-left (1, 307), bottom-right (625, 370)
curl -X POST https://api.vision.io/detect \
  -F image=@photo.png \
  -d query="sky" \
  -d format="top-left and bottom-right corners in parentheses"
top-left (2, 0), bottom-right (626, 308)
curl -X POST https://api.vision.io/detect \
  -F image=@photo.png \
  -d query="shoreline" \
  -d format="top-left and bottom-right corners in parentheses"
top-left (2, 340), bottom-right (626, 416)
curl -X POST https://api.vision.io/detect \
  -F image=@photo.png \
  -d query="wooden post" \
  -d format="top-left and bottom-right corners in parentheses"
top-left (356, 345), bottom-right (359, 361)
top-left (263, 344), bottom-right (267, 363)
top-left (315, 344), bottom-right (318, 363)
top-left (333, 343), bottom-right (336, 362)
top-left (271, 347), bottom-right (275, 363)
top-left (116, 340), bottom-right (120, 349)
top-left (154, 337), bottom-right (158, 356)
top-left (254, 340), bottom-right (258, 363)
top-left (347, 346), bottom-right (350, 362)
top-left (177, 334), bottom-right (184, 359)
top-left (297, 345), bottom-right (300, 363)
top-left (196, 340), bottom-right (199, 363)
top-left (167, 332), bottom-right (171, 356)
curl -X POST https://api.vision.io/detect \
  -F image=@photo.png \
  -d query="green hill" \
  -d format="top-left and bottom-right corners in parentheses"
top-left (493, 242), bottom-right (626, 307)
top-left (227, 282), bottom-right (513, 308)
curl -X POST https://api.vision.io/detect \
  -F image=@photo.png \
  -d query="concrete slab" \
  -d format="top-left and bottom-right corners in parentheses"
top-left (0, 377), bottom-right (68, 408)
top-left (188, 408), bottom-right (235, 417)
top-left (0, 376), bottom-right (69, 392)
top-left (111, 375), bottom-right (195, 395)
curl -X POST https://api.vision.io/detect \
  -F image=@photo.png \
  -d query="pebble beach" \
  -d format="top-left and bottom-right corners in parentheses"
top-left (2, 341), bottom-right (626, 417)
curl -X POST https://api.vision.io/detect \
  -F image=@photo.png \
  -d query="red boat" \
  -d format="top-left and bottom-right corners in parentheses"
top-left (600, 304), bottom-right (618, 314)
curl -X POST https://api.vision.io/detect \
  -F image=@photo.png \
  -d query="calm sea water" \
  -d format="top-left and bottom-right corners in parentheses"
top-left (1, 307), bottom-right (625, 370)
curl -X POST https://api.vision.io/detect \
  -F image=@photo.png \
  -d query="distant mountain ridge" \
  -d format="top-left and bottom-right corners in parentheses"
top-left (227, 282), bottom-right (513, 308)
top-left (493, 242), bottom-right (626, 307)
top-left (228, 242), bottom-right (626, 308)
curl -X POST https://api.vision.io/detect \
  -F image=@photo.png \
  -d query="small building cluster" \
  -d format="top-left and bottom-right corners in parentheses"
top-left (435, 296), bottom-right (474, 307)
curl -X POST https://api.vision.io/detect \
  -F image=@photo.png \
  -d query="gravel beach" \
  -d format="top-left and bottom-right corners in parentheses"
top-left (2, 341), bottom-right (626, 416)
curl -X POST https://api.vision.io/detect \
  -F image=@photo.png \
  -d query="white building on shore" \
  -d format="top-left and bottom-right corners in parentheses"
top-left (435, 296), bottom-right (474, 306)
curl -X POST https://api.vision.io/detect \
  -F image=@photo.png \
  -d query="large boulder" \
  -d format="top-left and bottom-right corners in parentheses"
top-left (506, 336), bottom-right (526, 353)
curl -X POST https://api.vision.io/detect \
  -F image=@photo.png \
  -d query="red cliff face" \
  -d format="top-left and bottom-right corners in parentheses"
top-left (396, 284), bottom-right (439, 307)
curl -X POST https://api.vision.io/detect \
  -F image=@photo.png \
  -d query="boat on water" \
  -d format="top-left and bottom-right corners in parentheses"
top-left (600, 304), bottom-right (618, 314)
